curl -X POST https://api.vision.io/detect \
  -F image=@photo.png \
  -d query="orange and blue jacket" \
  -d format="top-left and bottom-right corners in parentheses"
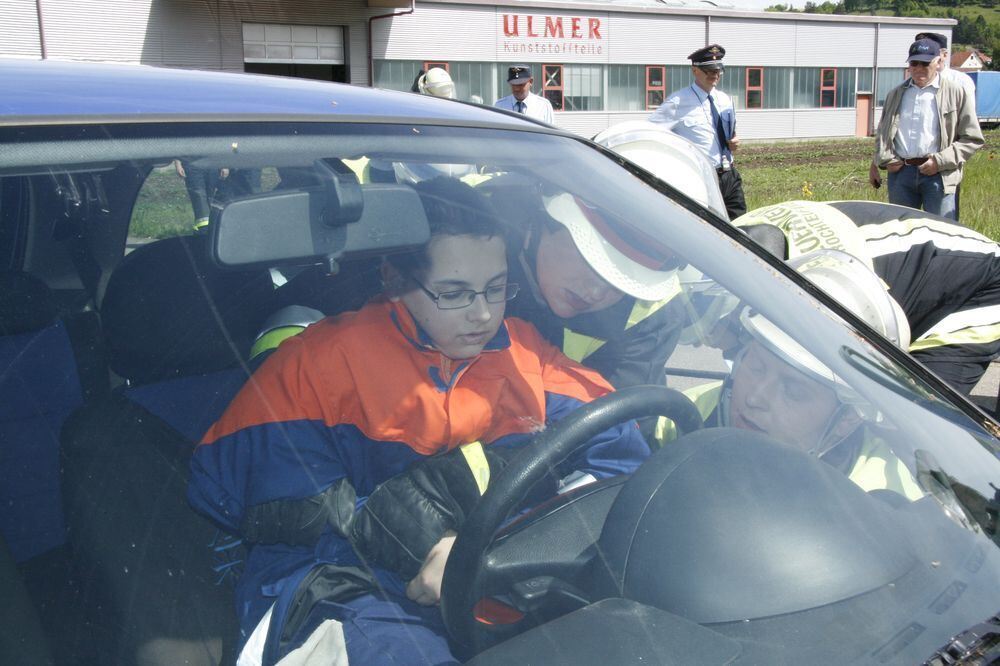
top-left (188, 298), bottom-right (647, 638)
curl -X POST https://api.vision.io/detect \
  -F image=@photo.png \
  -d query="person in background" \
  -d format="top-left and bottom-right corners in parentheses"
top-left (416, 67), bottom-right (456, 99)
top-left (914, 31), bottom-right (977, 220)
top-left (735, 200), bottom-right (1000, 397)
top-left (649, 44), bottom-right (746, 220)
top-left (869, 38), bottom-right (983, 220)
top-left (494, 64), bottom-right (554, 124)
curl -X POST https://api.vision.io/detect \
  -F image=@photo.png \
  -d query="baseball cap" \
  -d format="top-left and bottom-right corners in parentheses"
top-left (908, 38), bottom-right (941, 63)
top-left (914, 32), bottom-right (948, 49)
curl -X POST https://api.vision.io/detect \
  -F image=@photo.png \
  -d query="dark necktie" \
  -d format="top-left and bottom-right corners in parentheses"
top-left (515, 100), bottom-right (526, 114)
top-left (708, 94), bottom-right (730, 164)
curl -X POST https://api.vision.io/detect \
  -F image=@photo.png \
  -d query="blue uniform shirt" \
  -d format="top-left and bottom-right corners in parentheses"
top-left (649, 84), bottom-right (736, 169)
top-left (495, 91), bottom-right (555, 124)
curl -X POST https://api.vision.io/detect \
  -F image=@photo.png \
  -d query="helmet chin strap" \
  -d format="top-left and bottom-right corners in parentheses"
top-left (809, 402), bottom-right (856, 459)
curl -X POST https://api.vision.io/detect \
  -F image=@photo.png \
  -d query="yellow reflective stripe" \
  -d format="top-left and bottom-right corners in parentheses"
top-left (654, 381), bottom-right (723, 447)
top-left (461, 172), bottom-right (498, 187)
top-left (341, 157), bottom-right (371, 184)
top-left (563, 292), bottom-right (680, 362)
top-left (192, 218), bottom-right (210, 231)
top-left (459, 441), bottom-right (490, 495)
top-left (249, 325), bottom-right (307, 360)
top-left (562, 329), bottom-right (605, 363)
top-left (626, 292), bottom-right (676, 331)
top-left (909, 322), bottom-right (1000, 351)
top-left (847, 436), bottom-right (923, 501)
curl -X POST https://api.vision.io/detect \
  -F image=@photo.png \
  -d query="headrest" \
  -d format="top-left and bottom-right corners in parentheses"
top-left (0, 272), bottom-right (58, 336)
top-left (101, 236), bottom-right (274, 384)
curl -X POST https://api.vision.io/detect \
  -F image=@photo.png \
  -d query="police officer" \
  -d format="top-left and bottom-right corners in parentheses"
top-left (494, 65), bottom-right (555, 124)
top-left (650, 44), bottom-right (746, 220)
top-left (736, 200), bottom-right (1000, 397)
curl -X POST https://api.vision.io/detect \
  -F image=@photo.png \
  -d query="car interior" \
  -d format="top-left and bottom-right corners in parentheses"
top-left (3, 121), bottom-right (1000, 666)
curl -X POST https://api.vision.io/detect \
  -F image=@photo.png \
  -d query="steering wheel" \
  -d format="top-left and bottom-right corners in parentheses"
top-left (440, 385), bottom-right (703, 658)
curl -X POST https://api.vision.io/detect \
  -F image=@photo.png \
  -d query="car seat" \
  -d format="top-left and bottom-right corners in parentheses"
top-left (59, 234), bottom-right (274, 666)
top-left (0, 271), bottom-right (106, 564)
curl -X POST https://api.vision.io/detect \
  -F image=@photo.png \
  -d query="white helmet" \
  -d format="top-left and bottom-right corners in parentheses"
top-left (740, 249), bottom-right (909, 416)
top-left (734, 201), bottom-right (874, 270)
top-left (592, 121), bottom-right (729, 221)
top-left (417, 68), bottom-right (456, 99)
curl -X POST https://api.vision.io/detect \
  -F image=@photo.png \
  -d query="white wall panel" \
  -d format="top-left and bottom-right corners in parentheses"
top-left (552, 112), bottom-right (610, 137)
top-left (42, 0), bottom-right (154, 63)
top-left (795, 21), bottom-right (874, 68)
top-left (607, 14), bottom-right (704, 65)
top-left (737, 110), bottom-right (795, 140)
top-left (875, 23), bottom-right (948, 68)
top-left (710, 19), bottom-right (796, 67)
top-left (373, 4), bottom-right (495, 61)
top-left (1, 0), bottom-right (43, 58)
top-left (791, 108), bottom-right (855, 137)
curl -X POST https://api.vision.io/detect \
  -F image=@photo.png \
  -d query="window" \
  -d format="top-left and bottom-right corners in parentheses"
top-left (542, 64), bottom-right (564, 111)
top-left (745, 68), bottom-right (763, 109)
top-left (646, 66), bottom-right (666, 110)
top-left (608, 64), bottom-right (645, 112)
top-left (876, 68), bottom-right (906, 106)
top-left (423, 61), bottom-right (449, 72)
top-left (563, 64), bottom-right (603, 111)
top-left (820, 68), bottom-right (836, 108)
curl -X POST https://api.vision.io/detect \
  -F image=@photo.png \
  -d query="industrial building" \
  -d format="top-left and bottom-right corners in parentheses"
top-left (3, 0), bottom-right (956, 138)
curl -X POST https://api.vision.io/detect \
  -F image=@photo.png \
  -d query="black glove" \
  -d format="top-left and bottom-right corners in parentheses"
top-left (240, 478), bottom-right (357, 547)
top-left (351, 443), bottom-right (515, 579)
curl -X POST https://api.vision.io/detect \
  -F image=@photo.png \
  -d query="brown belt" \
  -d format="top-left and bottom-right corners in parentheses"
top-left (903, 157), bottom-right (929, 166)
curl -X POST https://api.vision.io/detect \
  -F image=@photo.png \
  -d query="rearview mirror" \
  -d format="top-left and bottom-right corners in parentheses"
top-left (213, 180), bottom-right (430, 269)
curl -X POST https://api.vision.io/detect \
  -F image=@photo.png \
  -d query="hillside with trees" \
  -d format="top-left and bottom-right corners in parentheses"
top-left (763, 0), bottom-right (999, 68)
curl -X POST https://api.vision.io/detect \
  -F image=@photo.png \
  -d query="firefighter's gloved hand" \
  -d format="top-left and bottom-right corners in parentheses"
top-left (240, 478), bottom-right (357, 547)
top-left (351, 442), bottom-right (514, 580)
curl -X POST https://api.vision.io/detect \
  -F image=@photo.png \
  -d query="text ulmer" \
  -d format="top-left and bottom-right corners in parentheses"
top-left (502, 15), bottom-right (603, 40)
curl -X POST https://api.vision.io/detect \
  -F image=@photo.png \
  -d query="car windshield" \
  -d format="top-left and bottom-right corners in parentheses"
top-left (3, 117), bottom-right (999, 665)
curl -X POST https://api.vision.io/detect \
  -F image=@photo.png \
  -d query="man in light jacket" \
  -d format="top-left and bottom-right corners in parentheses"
top-left (869, 38), bottom-right (983, 220)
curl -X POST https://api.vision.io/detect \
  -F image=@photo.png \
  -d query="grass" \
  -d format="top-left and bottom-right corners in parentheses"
top-left (739, 128), bottom-right (1000, 239)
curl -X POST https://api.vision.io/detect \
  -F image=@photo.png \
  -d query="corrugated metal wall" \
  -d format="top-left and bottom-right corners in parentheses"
top-left (2, 0), bottom-right (43, 58)
top-left (5, 0), bottom-right (377, 82)
top-left (711, 18), bottom-right (798, 66)
top-left (606, 14), bottom-right (703, 65)
top-left (374, 4), bottom-right (494, 61)
top-left (795, 21), bottom-right (873, 68)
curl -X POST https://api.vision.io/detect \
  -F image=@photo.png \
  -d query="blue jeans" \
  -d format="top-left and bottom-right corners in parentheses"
top-left (887, 165), bottom-right (956, 220)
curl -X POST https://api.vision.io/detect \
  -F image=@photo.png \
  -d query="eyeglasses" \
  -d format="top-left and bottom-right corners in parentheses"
top-left (908, 60), bottom-right (932, 68)
top-left (410, 277), bottom-right (519, 310)
top-left (697, 65), bottom-right (723, 74)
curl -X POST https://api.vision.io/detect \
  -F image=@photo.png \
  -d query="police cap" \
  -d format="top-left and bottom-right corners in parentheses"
top-left (507, 65), bottom-right (532, 84)
top-left (689, 44), bottom-right (726, 70)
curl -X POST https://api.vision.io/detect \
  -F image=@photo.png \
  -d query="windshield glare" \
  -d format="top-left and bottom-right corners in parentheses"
top-left (4, 120), bottom-right (999, 664)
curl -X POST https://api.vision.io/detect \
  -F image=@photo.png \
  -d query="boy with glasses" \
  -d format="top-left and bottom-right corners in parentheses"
top-left (188, 177), bottom-right (648, 664)
top-left (869, 38), bottom-right (983, 220)
top-left (649, 43), bottom-right (746, 220)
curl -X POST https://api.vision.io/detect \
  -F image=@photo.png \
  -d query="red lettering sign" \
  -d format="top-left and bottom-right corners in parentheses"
top-left (588, 18), bottom-right (601, 39)
top-left (545, 16), bottom-right (564, 39)
top-left (571, 17), bottom-right (581, 38)
top-left (503, 14), bottom-right (518, 37)
top-left (526, 15), bottom-right (539, 38)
